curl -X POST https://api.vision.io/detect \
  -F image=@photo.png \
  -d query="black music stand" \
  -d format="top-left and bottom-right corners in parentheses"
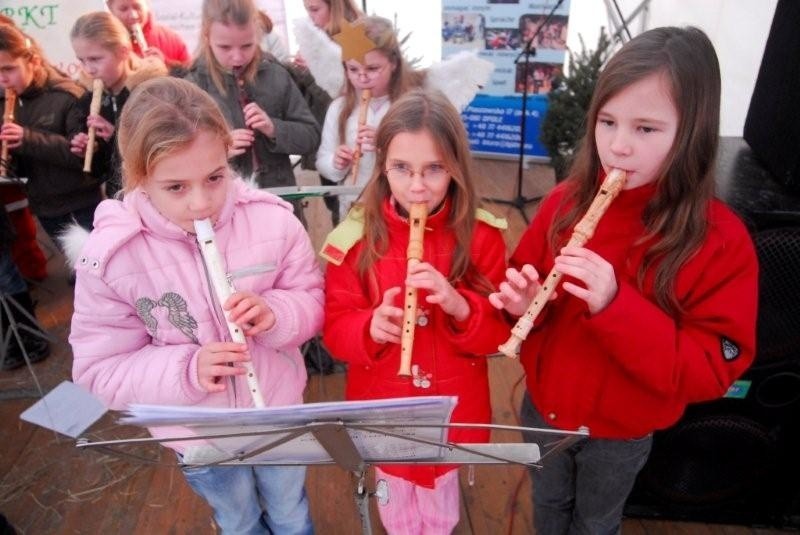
top-left (484, 0), bottom-right (566, 223)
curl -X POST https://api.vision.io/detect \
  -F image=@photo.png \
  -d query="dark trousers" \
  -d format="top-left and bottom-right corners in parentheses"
top-left (521, 393), bottom-right (652, 535)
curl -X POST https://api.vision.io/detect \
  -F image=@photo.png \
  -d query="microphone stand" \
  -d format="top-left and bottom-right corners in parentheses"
top-left (484, 0), bottom-right (565, 223)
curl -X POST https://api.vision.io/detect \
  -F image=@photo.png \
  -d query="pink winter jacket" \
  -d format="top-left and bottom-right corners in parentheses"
top-left (70, 179), bottom-right (324, 453)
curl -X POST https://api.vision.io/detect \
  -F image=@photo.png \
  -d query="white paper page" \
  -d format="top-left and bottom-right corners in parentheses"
top-left (19, 381), bottom-right (107, 438)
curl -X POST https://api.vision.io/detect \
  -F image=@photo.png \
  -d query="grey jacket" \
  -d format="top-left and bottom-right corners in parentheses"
top-left (185, 57), bottom-right (320, 188)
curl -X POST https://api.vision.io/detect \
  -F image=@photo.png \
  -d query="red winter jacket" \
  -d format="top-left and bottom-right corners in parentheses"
top-left (323, 199), bottom-right (509, 487)
top-left (511, 180), bottom-right (758, 439)
top-left (138, 13), bottom-right (190, 66)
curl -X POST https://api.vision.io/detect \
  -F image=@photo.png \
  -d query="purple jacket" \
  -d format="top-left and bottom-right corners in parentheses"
top-left (70, 179), bottom-right (323, 452)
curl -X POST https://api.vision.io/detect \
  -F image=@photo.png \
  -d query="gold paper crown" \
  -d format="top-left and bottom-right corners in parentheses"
top-left (332, 19), bottom-right (377, 64)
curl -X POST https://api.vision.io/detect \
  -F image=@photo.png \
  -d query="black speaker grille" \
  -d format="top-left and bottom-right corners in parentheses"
top-left (754, 227), bottom-right (800, 364)
top-left (638, 414), bottom-right (777, 504)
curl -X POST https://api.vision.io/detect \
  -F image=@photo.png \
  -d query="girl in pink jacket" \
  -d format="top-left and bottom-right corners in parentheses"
top-left (69, 77), bottom-right (321, 534)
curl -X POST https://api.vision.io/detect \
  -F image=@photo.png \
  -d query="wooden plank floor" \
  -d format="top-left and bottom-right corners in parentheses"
top-left (0, 160), bottom-right (792, 533)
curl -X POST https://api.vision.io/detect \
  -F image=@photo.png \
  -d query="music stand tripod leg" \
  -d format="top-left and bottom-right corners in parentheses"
top-left (311, 423), bottom-right (378, 535)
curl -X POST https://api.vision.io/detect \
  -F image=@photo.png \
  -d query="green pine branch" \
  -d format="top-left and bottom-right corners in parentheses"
top-left (540, 30), bottom-right (612, 181)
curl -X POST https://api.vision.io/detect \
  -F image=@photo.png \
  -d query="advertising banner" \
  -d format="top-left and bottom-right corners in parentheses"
top-left (1, 1), bottom-right (105, 76)
top-left (442, 0), bottom-right (571, 159)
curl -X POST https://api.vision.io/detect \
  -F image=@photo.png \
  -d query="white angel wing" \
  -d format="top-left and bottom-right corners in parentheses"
top-left (425, 51), bottom-right (494, 111)
top-left (293, 17), bottom-right (345, 99)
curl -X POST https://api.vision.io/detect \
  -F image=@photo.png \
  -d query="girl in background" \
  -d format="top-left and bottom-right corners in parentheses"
top-left (70, 11), bottom-right (167, 199)
top-left (70, 77), bottom-right (321, 534)
top-left (489, 27), bottom-right (758, 534)
top-left (314, 15), bottom-right (493, 221)
top-left (105, 0), bottom-right (190, 70)
top-left (0, 23), bottom-right (99, 242)
top-left (323, 89), bottom-right (509, 534)
top-left (315, 16), bottom-right (424, 221)
top-left (291, 0), bottom-right (363, 226)
top-left (185, 0), bottom-right (319, 194)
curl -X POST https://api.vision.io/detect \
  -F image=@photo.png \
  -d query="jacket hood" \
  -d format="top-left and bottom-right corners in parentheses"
top-left (78, 178), bottom-right (291, 275)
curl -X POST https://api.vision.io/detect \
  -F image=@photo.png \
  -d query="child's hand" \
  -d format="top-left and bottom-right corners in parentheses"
top-left (70, 133), bottom-right (89, 156)
top-left (370, 287), bottom-right (403, 344)
top-left (489, 264), bottom-right (553, 317)
top-left (143, 46), bottom-right (166, 63)
top-left (333, 145), bottom-right (354, 170)
top-left (224, 290), bottom-right (275, 336)
top-left (196, 341), bottom-right (249, 393)
top-left (554, 246), bottom-right (617, 314)
top-left (292, 53), bottom-right (308, 70)
top-left (0, 123), bottom-right (23, 149)
top-left (86, 114), bottom-right (115, 141)
top-left (406, 262), bottom-right (469, 321)
top-left (228, 128), bottom-right (255, 158)
top-left (243, 102), bottom-right (276, 138)
top-left (356, 124), bottom-right (377, 153)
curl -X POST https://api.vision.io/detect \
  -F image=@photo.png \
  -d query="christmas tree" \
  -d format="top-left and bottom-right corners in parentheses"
top-left (540, 31), bottom-right (612, 181)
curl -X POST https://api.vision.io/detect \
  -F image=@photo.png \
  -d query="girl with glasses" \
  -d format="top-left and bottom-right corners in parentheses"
top-left (316, 16), bottom-right (422, 221)
top-left (321, 89), bottom-right (509, 534)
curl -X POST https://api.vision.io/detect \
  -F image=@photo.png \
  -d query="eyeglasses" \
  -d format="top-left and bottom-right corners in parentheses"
top-left (385, 164), bottom-right (449, 181)
top-left (345, 62), bottom-right (390, 80)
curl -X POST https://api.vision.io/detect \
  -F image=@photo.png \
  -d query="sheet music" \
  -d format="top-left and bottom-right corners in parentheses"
top-left (125, 396), bottom-right (457, 464)
top-left (122, 396), bottom-right (456, 427)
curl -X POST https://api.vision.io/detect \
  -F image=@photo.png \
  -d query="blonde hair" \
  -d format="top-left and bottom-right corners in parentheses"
top-left (197, 0), bottom-right (264, 95)
top-left (117, 77), bottom-right (232, 190)
top-left (71, 11), bottom-right (131, 53)
top-left (70, 11), bottom-right (137, 88)
top-left (321, 0), bottom-right (361, 36)
top-left (337, 16), bottom-right (424, 144)
top-left (356, 88), bottom-right (491, 295)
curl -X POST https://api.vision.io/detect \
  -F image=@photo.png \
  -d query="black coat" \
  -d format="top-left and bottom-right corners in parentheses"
top-left (1, 66), bottom-right (101, 218)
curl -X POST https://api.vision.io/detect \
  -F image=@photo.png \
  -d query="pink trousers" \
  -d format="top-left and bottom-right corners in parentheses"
top-left (375, 468), bottom-right (460, 535)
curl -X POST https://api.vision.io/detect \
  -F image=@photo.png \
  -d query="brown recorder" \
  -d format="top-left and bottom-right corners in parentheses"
top-left (348, 89), bottom-right (371, 185)
top-left (83, 79), bottom-right (104, 173)
top-left (497, 168), bottom-right (628, 358)
top-left (1, 88), bottom-right (17, 177)
top-left (398, 202), bottom-right (429, 376)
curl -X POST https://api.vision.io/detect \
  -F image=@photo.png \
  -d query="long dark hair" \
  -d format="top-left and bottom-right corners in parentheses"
top-left (552, 26), bottom-right (721, 315)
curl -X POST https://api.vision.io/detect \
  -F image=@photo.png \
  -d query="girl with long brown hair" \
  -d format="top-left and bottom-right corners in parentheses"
top-left (489, 26), bottom-right (758, 534)
top-left (322, 89), bottom-right (509, 533)
top-left (0, 23), bottom-right (100, 243)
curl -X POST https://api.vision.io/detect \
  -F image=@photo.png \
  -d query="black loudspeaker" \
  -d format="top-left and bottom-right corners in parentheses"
top-left (743, 0), bottom-right (800, 192)
top-left (625, 224), bottom-right (800, 528)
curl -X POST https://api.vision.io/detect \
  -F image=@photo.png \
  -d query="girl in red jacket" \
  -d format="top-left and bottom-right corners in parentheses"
top-left (322, 88), bottom-right (509, 534)
top-left (489, 27), bottom-right (758, 534)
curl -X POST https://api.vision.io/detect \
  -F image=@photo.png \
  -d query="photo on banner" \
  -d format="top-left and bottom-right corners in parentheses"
top-left (442, 0), bottom-right (571, 159)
